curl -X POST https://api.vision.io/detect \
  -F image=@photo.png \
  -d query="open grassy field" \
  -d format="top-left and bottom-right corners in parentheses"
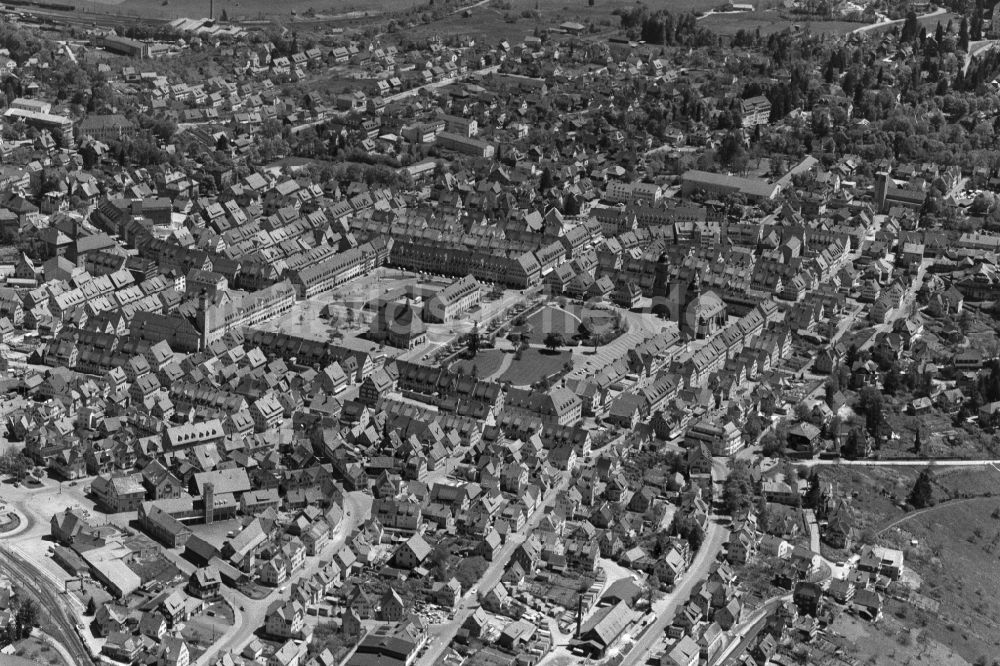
top-left (699, 9), bottom-right (862, 36)
top-left (451, 349), bottom-right (506, 377)
top-left (396, 2), bottom-right (608, 44)
top-left (933, 466), bottom-right (1000, 497)
top-left (816, 464), bottom-right (1000, 663)
top-left (915, 11), bottom-right (962, 31)
top-left (396, 0), bottom-right (725, 44)
top-left (818, 465), bottom-right (1000, 525)
top-left (881, 497), bottom-right (1000, 664)
top-left (499, 348), bottom-right (571, 386)
top-left (76, 0), bottom-right (428, 22)
top-left (827, 611), bottom-right (969, 666)
top-left (10, 637), bottom-right (72, 666)
top-left (526, 305), bottom-right (581, 339)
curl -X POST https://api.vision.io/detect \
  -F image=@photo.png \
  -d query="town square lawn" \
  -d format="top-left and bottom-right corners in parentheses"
top-left (525, 306), bottom-right (581, 339)
top-left (499, 348), bottom-right (572, 386)
top-left (452, 349), bottom-right (506, 378)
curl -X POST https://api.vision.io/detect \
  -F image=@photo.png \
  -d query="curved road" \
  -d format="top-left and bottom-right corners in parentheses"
top-left (876, 495), bottom-right (988, 535)
top-left (196, 491), bottom-right (371, 665)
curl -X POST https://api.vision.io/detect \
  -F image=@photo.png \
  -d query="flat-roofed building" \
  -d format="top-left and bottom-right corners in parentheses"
top-left (98, 35), bottom-right (150, 58)
top-left (739, 95), bottom-right (772, 127)
top-left (3, 107), bottom-right (73, 145)
top-left (10, 98), bottom-right (52, 114)
top-left (436, 131), bottom-right (495, 158)
top-left (681, 170), bottom-right (780, 202)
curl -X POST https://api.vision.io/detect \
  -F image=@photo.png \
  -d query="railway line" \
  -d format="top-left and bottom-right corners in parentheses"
top-left (0, 546), bottom-right (95, 665)
top-left (1, 2), bottom-right (169, 30)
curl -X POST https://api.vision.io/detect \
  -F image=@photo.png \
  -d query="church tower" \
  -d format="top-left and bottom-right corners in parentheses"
top-left (204, 482), bottom-right (214, 524)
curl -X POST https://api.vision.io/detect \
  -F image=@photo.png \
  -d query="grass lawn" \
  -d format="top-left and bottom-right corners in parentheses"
top-left (499, 348), bottom-right (572, 386)
top-left (451, 349), bottom-right (506, 378)
top-left (10, 636), bottom-right (71, 666)
top-left (0, 510), bottom-right (20, 533)
top-left (827, 611), bottom-right (968, 666)
top-left (932, 467), bottom-right (1000, 499)
top-left (398, 0), bottom-right (655, 45)
top-left (700, 10), bottom-right (861, 35)
top-left (526, 306), bottom-right (581, 339)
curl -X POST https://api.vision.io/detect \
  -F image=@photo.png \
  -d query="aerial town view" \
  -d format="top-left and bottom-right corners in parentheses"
top-left (5, 0), bottom-right (1000, 664)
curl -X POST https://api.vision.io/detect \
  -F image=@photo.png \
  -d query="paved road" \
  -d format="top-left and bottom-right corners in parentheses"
top-left (800, 458), bottom-right (1000, 468)
top-left (449, 0), bottom-right (490, 15)
top-left (851, 6), bottom-right (946, 33)
top-left (414, 472), bottom-right (572, 666)
top-left (619, 521), bottom-right (728, 666)
top-left (0, 546), bottom-right (94, 665)
top-left (711, 594), bottom-right (790, 666)
top-left (804, 509), bottom-right (820, 553)
top-left (965, 39), bottom-right (998, 73)
top-left (567, 308), bottom-right (674, 382)
top-left (195, 492), bottom-right (370, 665)
top-left (384, 65), bottom-right (500, 103)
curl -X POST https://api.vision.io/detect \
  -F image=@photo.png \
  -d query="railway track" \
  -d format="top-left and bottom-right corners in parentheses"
top-left (2, 3), bottom-right (170, 29)
top-left (0, 546), bottom-right (95, 665)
